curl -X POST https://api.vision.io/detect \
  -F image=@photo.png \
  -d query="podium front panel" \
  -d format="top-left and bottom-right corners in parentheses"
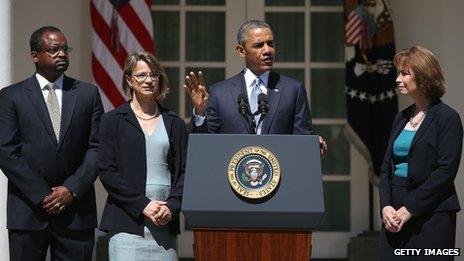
top-left (182, 134), bottom-right (324, 229)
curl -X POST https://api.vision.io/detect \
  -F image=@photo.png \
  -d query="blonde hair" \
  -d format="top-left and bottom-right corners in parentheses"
top-left (122, 51), bottom-right (169, 100)
top-left (393, 46), bottom-right (445, 100)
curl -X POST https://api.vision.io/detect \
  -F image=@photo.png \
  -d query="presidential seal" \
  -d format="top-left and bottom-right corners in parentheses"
top-left (227, 146), bottom-right (281, 199)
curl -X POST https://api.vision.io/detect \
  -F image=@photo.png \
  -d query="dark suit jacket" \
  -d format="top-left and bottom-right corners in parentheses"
top-left (379, 100), bottom-right (462, 217)
top-left (194, 71), bottom-right (314, 134)
top-left (98, 102), bottom-right (187, 236)
top-left (0, 74), bottom-right (103, 230)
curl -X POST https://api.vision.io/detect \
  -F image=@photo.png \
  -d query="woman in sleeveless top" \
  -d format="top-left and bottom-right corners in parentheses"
top-left (99, 51), bottom-right (187, 261)
top-left (379, 46), bottom-right (462, 260)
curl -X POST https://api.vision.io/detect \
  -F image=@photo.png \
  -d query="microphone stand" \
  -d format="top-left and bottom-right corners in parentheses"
top-left (250, 116), bottom-right (257, 134)
top-left (253, 94), bottom-right (269, 134)
top-left (237, 95), bottom-right (255, 134)
top-left (237, 93), bottom-right (268, 134)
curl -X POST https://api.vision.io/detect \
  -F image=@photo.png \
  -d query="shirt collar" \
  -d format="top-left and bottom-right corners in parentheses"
top-left (244, 68), bottom-right (270, 88)
top-left (36, 73), bottom-right (64, 90)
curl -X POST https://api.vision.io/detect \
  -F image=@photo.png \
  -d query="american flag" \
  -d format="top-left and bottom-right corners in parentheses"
top-left (90, 0), bottom-right (155, 110)
top-left (345, 7), bottom-right (375, 51)
top-left (345, 10), bottom-right (362, 46)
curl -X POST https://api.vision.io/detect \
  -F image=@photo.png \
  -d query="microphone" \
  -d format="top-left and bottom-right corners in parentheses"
top-left (237, 94), bottom-right (254, 134)
top-left (257, 93), bottom-right (269, 116)
top-left (237, 93), bottom-right (250, 116)
top-left (256, 93), bottom-right (269, 129)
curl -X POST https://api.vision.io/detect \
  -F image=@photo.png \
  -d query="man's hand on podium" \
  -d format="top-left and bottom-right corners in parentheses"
top-left (319, 136), bottom-right (328, 157)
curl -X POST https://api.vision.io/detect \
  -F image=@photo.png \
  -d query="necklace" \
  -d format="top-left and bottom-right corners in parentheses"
top-left (409, 107), bottom-right (426, 130)
top-left (130, 102), bottom-right (158, 121)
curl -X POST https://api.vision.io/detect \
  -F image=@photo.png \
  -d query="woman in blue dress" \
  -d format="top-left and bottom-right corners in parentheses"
top-left (99, 51), bottom-right (187, 261)
top-left (379, 46), bottom-right (462, 260)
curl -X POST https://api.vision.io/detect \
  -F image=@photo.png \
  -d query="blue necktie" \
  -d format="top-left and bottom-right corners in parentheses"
top-left (250, 78), bottom-right (262, 133)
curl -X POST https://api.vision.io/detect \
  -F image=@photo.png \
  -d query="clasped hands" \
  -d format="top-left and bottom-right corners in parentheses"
top-left (382, 205), bottom-right (412, 233)
top-left (41, 186), bottom-right (74, 215)
top-left (143, 200), bottom-right (172, 226)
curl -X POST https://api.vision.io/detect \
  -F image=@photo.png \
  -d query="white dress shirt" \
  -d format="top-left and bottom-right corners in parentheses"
top-left (36, 73), bottom-right (64, 113)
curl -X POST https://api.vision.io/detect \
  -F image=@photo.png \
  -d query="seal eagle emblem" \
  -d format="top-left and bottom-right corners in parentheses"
top-left (228, 146), bottom-right (281, 199)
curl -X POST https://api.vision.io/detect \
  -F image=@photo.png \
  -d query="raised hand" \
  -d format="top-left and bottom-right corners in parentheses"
top-left (184, 71), bottom-right (208, 116)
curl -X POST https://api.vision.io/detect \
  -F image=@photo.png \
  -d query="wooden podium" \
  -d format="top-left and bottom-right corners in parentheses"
top-left (183, 134), bottom-right (324, 261)
top-left (193, 229), bottom-right (311, 261)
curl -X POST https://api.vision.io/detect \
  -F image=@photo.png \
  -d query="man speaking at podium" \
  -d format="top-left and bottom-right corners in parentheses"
top-left (184, 20), bottom-right (326, 154)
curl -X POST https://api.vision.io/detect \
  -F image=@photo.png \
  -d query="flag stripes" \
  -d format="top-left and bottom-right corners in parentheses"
top-left (90, 0), bottom-right (154, 109)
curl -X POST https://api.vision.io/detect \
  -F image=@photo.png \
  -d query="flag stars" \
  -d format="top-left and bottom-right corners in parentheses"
top-left (346, 87), bottom-right (397, 103)
top-left (359, 92), bottom-right (367, 101)
top-left (386, 90), bottom-right (395, 99)
top-left (348, 89), bottom-right (358, 98)
top-left (379, 93), bottom-right (386, 101)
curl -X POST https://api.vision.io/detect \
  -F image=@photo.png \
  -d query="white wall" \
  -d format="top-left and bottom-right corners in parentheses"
top-left (390, 1), bottom-right (464, 258)
top-left (0, 0), bottom-right (12, 259)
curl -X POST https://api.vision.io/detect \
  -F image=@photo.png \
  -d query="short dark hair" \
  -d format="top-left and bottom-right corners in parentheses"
top-left (237, 20), bottom-right (272, 45)
top-left (30, 26), bottom-right (62, 52)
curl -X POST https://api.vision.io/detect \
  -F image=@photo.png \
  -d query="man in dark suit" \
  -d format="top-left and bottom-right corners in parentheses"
top-left (184, 20), bottom-right (326, 153)
top-left (0, 26), bottom-right (103, 260)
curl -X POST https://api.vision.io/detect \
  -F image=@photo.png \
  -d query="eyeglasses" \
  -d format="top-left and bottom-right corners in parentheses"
top-left (132, 71), bottom-right (161, 82)
top-left (42, 46), bottom-right (73, 57)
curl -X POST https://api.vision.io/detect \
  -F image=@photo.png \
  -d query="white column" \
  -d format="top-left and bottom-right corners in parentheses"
top-left (0, 0), bottom-right (12, 260)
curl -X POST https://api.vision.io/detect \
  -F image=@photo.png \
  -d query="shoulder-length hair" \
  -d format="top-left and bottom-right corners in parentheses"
top-left (122, 51), bottom-right (169, 101)
top-left (393, 45), bottom-right (446, 100)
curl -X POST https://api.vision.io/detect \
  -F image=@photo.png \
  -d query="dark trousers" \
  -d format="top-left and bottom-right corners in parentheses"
top-left (9, 226), bottom-right (94, 261)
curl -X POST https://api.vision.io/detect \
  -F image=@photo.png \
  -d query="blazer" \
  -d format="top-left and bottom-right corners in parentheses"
top-left (98, 102), bottom-right (187, 236)
top-left (194, 70), bottom-right (315, 135)
top-left (0, 74), bottom-right (103, 230)
top-left (379, 100), bottom-right (463, 217)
